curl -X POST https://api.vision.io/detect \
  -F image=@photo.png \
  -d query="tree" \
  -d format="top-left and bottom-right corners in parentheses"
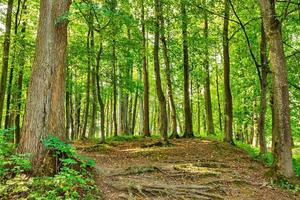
top-left (160, 0), bottom-right (178, 138)
top-left (0, 0), bottom-right (14, 128)
top-left (203, 3), bottom-right (214, 135)
top-left (181, 0), bottom-right (193, 138)
top-left (223, 0), bottom-right (234, 144)
top-left (17, 0), bottom-right (71, 174)
top-left (259, 0), bottom-right (294, 178)
top-left (141, 0), bottom-right (150, 137)
top-left (154, 0), bottom-right (168, 142)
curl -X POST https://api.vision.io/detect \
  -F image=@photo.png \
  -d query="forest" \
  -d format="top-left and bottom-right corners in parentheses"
top-left (0, 0), bottom-right (299, 199)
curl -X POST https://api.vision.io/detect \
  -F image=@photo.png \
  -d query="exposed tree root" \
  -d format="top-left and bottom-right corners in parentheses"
top-left (110, 180), bottom-right (225, 200)
top-left (109, 166), bottom-right (161, 176)
top-left (141, 141), bottom-right (174, 148)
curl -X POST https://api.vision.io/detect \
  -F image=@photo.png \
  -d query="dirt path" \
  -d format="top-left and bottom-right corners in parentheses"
top-left (76, 139), bottom-right (299, 200)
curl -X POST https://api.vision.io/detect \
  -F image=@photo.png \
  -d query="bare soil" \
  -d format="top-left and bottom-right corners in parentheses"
top-left (75, 138), bottom-right (299, 200)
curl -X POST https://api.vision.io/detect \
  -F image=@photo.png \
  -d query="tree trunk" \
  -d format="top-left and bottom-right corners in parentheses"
top-left (131, 89), bottom-right (139, 134)
top-left (141, 0), bottom-right (150, 137)
top-left (5, 0), bottom-right (25, 129)
top-left (260, 0), bottom-right (294, 178)
top-left (15, 3), bottom-right (27, 144)
top-left (223, 0), bottom-right (234, 144)
top-left (154, 0), bottom-right (168, 142)
top-left (181, 0), bottom-right (193, 138)
top-left (203, 9), bottom-right (214, 135)
top-left (215, 61), bottom-right (223, 131)
top-left (96, 43), bottom-right (105, 143)
top-left (159, 1), bottom-right (178, 138)
top-left (17, 0), bottom-right (71, 175)
top-left (257, 21), bottom-right (268, 154)
top-left (66, 69), bottom-right (71, 140)
top-left (197, 85), bottom-right (201, 135)
top-left (82, 30), bottom-right (91, 139)
top-left (90, 30), bottom-right (97, 138)
top-left (0, 0), bottom-right (14, 128)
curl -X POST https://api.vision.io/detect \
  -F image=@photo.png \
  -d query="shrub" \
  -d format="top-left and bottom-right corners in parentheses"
top-left (0, 131), bottom-right (101, 200)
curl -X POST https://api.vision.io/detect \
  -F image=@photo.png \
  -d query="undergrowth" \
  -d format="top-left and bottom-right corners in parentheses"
top-left (0, 130), bottom-right (101, 200)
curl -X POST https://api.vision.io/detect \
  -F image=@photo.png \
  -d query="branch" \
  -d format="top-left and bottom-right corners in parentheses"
top-left (289, 81), bottom-right (300, 91)
top-left (228, 0), bottom-right (262, 82)
top-left (196, 4), bottom-right (240, 24)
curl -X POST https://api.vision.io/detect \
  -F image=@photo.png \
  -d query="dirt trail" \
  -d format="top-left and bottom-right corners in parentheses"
top-left (76, 139), bottom-right (299, 200)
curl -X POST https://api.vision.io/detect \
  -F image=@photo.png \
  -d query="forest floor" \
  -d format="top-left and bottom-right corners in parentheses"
top-left (74, 138), bottom-right (299, 200)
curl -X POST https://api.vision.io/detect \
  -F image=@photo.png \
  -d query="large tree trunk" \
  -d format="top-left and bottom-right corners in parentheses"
top-left (181, 0), bottom-right (193, 138)
top-left (259, 0), bottom-right (294, 178)
top-left (0, 0), bottom-right (14, 127)
top-left (17, 0), bottom-right (71, 174)
top-left (159, 1), bottom-right (178, 138)
top-left (223, 0), bottom-right (234, 144)
top-left (257, 22), bottom-right (268, 154)
top-left (203, 9), bottom-right (214, 135)
top-left (154, 0), bottom-right (168, 142)
top-left (141, 0), bottom-right (150, 137)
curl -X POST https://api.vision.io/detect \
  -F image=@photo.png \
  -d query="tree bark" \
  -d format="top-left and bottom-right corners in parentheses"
top-left (90, 30), bottom-right (97, 138)
top-left (0, 0), bottom-right (14, 128)
top-left (141, 0), bottom-right (150, 137)
top-left (82, 30), bottom-right (91, 139)
top-left (15, 2), bottom-right (27, 144)
top-left (203, 9), bottom-right (214, 135)
top-left (215, 61), bottom-right (223, 131)
top-left (154, 0), bottom-right (168, 142)
top-left (181, 0), bottom-right (193, 138)
top-left (259, 0), bottom-right (294, 178)
top-left (17, 0), bottom-right (71, 174)
top-left (223, 0), bottom-right (234, 145)
top-left (257, 21), bottom-right (268, 154)
top-left (96, 43), bottom-right (105, 143)
top-left (159, 0), bottom-right (178, 138)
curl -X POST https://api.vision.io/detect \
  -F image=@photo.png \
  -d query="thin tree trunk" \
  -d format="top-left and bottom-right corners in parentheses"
top-left (154, 0), bottom-right (168, 142)
top-left (197, 85), bottom-right (201, 135)
top-left (17, 0), bottom-right (71, 174)
top-left (159, 0), bottom-right (178, 138)
top-left (203, 10), bottom-right (214, 135)
top-left (215, 61), bottom-right (223, 131)
top-left (90, 30), bottom-right (97, 138)
top-left (258, 21), bottom-right (268, 154)
top-left (82, 30), bottom-right (91, 139)
top-left (0, 0), bottom-right (14, 127)
top-left (5, 0), bottom-right (24, 129)
top-left (131, 89), bottom-right (139, 134)
top-left (223, 0), bottom-right (234, 144)
top-left (96, 43), bottom-right (105, 143)
top-left (181, 0), bottom-right (193, 138)
top-left (260, 0), bottom-right (294, 178)
top-left (141, 0), bottom-right (150, 137)
top-left (15, 4), bottom-right (27, 144)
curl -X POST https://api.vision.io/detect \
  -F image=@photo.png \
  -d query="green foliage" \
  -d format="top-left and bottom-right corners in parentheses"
top-left (44, 135), bottom-right (76, 156)
top-left (0, 130), bottom-right (31, 180)
top-left (0, 132), bottom-right (101, 200)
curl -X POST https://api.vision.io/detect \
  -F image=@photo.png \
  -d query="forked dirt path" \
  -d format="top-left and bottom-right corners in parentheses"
top-left (75, 139), bottom-right (299, 200)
